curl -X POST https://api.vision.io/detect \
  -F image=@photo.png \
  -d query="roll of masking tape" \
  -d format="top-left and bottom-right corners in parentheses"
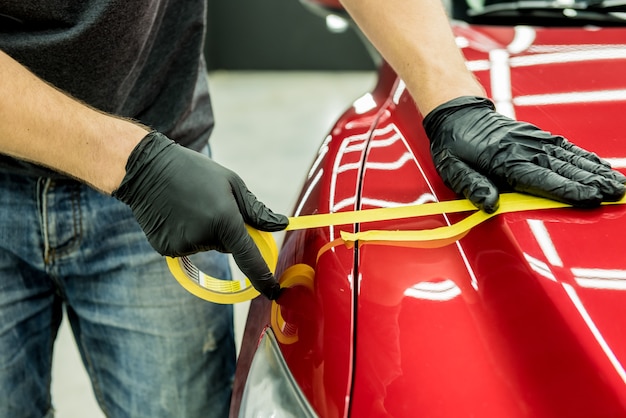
top-left (166, 225), bottom-right (278, 304)
top-left (167, 193), bottom-right (626, 304)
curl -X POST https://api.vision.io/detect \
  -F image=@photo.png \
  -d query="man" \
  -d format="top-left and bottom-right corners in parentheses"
top-left (0, 2), bottom-right (253, 417)
top-left (0, 1), bottom-right (623, 417)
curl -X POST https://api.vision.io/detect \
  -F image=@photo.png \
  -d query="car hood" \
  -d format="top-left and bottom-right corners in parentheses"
top-left (349, 25), bottom-right (626, 417)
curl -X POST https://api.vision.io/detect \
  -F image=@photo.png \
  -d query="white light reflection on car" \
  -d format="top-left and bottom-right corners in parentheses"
top-left (460, 25), bottom-right (626, 117)
top-left (353, 93), bottom-right (377, 114)
top-left (523, 252), bottom-right (558, 282)
top-left (404, 279), bottom-right (462, 301)
top-left (572, 268), bottom-right (626, 291)
top-left (527, 219), bottom-right (563, 267)
top-left (562, 282), bottom-right (626, 384)
top-left (526, 218), bottom-right (626, 384)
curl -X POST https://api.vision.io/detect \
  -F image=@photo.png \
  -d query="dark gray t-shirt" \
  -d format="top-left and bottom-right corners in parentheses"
top-left (0, 0), bottom-right (213, 177)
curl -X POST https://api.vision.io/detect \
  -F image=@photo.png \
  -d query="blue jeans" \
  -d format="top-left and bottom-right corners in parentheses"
top-left (0, 172), bottom-right (235, 418)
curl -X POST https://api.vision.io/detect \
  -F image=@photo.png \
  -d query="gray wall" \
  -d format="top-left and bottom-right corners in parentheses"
top-left (205, 0), bottom-right (376, 70)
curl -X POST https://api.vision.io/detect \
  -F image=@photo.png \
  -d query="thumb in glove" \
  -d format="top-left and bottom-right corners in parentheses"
top-left (113, 131), bottom-right (288, 300)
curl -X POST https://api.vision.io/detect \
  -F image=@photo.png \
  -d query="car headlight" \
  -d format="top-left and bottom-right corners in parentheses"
top-left (239, 328), bottom-right (317, 417)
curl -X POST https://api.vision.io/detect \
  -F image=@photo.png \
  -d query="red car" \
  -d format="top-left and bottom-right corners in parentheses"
top-left (230, 1), bottom-right (626, 416)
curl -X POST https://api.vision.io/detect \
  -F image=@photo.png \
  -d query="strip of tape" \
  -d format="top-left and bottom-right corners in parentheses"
top-left (167, 193), bottom-right (626, 304)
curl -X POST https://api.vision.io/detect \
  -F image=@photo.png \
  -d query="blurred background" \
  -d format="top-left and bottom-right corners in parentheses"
top-left (51, 1), bottom-right (377, 416)
top-left (204, 0), bottom-right (375, 71)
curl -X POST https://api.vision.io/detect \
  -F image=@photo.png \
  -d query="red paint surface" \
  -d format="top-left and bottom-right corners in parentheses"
top-left (231, 23), bottom-right (626, 418)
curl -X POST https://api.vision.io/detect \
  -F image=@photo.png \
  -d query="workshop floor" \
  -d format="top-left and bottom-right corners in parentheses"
top-left (51, 70), bottom-right (376, 417)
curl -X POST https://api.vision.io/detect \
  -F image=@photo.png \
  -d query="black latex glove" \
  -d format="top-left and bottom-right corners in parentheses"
top-left (423, 96), bottom-right (626, 213)
top-left (113, 131), bottom-right (288, 300)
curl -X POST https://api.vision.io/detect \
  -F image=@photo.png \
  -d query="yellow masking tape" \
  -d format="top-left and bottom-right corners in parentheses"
top-left (166, 225), bottom-right (278, 304)
top-left (338, 193), bottom-right (571, 244)
top-left (285, 197), bottom-right (478, 231)
top-left (168, 193), bottom-right (626, 304)
top-left (270, 264), bottom-right (315, 344)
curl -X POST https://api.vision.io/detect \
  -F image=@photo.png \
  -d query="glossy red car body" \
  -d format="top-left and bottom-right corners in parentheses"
top-left (231, 3), bottom-right (626, 417)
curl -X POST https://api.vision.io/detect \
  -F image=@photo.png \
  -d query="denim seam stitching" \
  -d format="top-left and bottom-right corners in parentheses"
top-left (44, 182), bottom-right (84, 262)
top-left (76, 330), bottom-right (111, 417)
top-left (38, 178), bottom-right (52, 264)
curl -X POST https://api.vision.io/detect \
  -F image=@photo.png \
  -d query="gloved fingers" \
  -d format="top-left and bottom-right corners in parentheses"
top-left (230, 176), bottom-right (289, 232)
top-left (222, 219), bottom-right (282, 300)
top-left (531, 153), bottom-right (625, 201)
top-left (546, 143), bottom-right (626, 184)
top-left (558, 139), bottom-right (613, 167)
top-left (506, 163), bottom-right (604, 207)
top-left (555, 158), bottom-right (625, 201)
top-left (435, 150), bottom-right (500, 213)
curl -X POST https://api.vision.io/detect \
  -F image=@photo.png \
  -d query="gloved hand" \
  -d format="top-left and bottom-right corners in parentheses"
top-left (423, 96), bottom-right (626, 213)
top-left (113, 131), bottom-right (288, 300)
